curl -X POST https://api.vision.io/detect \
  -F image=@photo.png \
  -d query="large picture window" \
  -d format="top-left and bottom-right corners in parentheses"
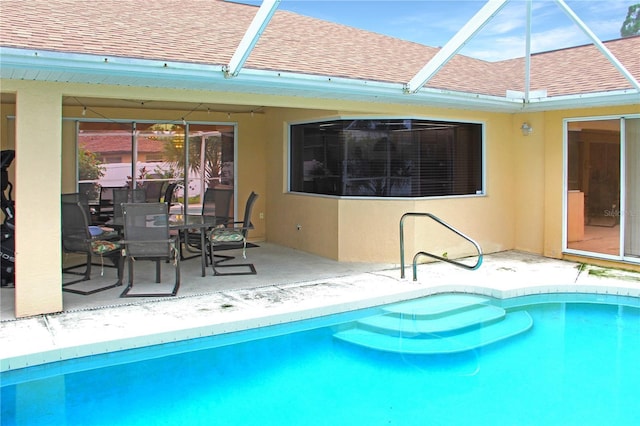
top-left (290, 119), bottom-right (483, 197)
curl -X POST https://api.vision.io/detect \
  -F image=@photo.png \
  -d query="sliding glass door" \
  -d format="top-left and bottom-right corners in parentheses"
top-left (565, 116), bottom-right (640, 262)
top-left (624, 118), bottom-right (640, 258)
top-left (76, 120), bottom-right (235, 218)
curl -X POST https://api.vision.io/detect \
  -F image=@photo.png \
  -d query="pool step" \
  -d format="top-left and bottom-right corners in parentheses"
top-left (358, 304), bottom-right (506, 336)
top-left (382, 294), bottom-right (492, 317)
top-left (334, 294), bottom-right (533, 355)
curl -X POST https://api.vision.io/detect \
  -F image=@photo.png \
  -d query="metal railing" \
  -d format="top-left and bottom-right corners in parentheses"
top-left (400, 212), bottom-right (483, 281)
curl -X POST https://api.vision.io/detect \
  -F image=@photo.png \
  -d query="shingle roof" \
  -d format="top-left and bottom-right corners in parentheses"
top-left (1, 0), bottom-right (638, 99)
top-left (499, 37), bottom-right (640, 97)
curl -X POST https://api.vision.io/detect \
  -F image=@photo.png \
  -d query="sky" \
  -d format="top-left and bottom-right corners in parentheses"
top-left (237, 0), bottom-right (636, 61)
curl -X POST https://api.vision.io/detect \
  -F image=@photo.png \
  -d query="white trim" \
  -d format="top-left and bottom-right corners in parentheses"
top-left (524, 0), bottom-right (532, 103)
top-left (620, 117), bottom-right (627, 258)
top-left (225, 0), bottom-right (281, 78)
top-left (554, 0), bottom-right (640, 91)
top-left (2, 47), bottom-right (637, 113)
top-left (562, 119), bottom-right (569, 251)
top-left (406, 0), bottom-right (510, 94)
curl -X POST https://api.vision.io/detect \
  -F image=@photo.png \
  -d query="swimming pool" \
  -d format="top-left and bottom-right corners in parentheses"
top-left (2, 293), bottom-right (639, 425)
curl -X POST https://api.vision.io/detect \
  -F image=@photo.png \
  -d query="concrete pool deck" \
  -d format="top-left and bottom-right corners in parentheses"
top-left (2, 248), bottom-right (640, 372)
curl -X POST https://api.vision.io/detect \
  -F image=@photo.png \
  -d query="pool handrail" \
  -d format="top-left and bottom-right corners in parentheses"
top-left (399, 212), bottom-right (483, 281)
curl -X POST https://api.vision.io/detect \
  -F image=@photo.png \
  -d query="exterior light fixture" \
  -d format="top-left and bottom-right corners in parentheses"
top-left (521, 122), bottom-right (533, 136)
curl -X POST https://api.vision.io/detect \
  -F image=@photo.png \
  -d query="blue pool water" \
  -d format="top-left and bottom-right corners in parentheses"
top-left (2, 294), bottom-right (640, 425)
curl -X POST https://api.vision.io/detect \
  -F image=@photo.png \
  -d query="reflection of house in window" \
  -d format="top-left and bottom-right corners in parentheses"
top-left (103, 156), bottom-right (122, 164)
top-left (145, 153), bottom-right (163, 162)
top-left (77, 122), bottom-right (237, 201)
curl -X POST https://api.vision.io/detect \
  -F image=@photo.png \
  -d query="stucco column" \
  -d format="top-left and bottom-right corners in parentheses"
top-left (14, 86), bottom-right (63, 317)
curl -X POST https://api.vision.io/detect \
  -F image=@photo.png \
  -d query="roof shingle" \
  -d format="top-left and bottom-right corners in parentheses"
top-left (1, 0), bottom-right (638, 98)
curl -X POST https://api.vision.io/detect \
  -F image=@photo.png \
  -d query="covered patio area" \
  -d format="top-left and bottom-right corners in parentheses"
top-left (1, 0), bottom-right (638, 321)
top-left (1, 242), bottom-right (397, 321)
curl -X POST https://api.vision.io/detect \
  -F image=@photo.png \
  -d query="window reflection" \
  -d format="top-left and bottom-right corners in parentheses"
top-left (76, 121), bottom-right (235, 216)
top-left (290, 119), bottom-right (483, 197)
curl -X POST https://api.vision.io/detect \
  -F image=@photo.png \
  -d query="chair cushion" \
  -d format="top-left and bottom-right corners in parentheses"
top-left (88, 226), bottom-right (103, 236)
top-left (91, 240), bottom-right (120, 255)
top-left (210, 229), bottom-right (244, 242)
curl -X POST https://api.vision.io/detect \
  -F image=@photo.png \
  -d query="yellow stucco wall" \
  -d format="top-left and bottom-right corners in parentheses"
top-left (512, 112), bottom-right (546, 255)
top-left (11, 83), bottom-right (64, 316)
top-left (264, 105), bottom-right (517, 262)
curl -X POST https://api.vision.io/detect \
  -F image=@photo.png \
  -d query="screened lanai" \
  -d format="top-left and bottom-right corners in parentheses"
top-left (1, 0), bottom-right (639, 318)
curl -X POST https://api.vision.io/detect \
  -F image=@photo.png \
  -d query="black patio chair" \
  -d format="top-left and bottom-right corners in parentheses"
top-left (61, 200), bottom-right (123, 295)
top-left (209, 191), bottom-right (258, 276)
top-left (120, 202), bottom-right (180, 297)
top-left (61, 192), bottom-right (92, 221)
top-left (181, 187), bottom-right (233, 262)
top-left (144, 181), bottom-right (165, 203)
top-left (112, 188), bottom-right (146, 229)
top-left (163, 182), bottom-right (182, 214)
top-left (95, 186), bottom-right (122, 224)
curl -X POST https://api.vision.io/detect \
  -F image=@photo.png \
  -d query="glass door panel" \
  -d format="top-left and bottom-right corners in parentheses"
top-left (77, 121), bottom-right (134, 204)
top-left (77, 121), bottom-right (235, 217)
top-left (186, 124), bottom-right (235, 216)
top-left (136, 122), bottom-right (185, 209)
top-left (566, 119), bottom-right (620, 255)
top-left (624, 118), bottom-right (640, 258)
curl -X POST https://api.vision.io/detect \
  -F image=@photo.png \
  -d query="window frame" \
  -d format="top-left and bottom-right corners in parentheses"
top-left (287, 116), bottom-right (486, 199)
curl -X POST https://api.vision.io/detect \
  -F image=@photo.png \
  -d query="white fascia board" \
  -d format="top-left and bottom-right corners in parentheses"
top-left (0, 47), bottom-right (226, 81)
top-left (406, 0), bottom-right (510, 93)
top-left (554, 0), bottom-right (640, 91)
top-left (1, 47), bottom-right (635, 113)
top-left (524, 0), bottom-right (532, 102)
top-left (521, 89), bottom-right (640, 112)
top-left (216, 68), bottom-right (525, 112)
top-left (225, 0), bottom-right (281, 78)
top-left (0, 47), bottom-right (522, 111)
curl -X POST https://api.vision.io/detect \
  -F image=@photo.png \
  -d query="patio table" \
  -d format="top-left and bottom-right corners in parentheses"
top-left (111, 214), bottom-right (219, 277)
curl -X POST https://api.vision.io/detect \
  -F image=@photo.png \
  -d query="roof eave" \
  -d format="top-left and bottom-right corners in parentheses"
top-left (1, 47), bottom-right (636, 114)
top-left (520, 89), bottom-right (640, 112)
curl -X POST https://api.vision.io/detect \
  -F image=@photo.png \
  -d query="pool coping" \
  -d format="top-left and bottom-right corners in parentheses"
top-left (2, 252), bottom-right (640, 373)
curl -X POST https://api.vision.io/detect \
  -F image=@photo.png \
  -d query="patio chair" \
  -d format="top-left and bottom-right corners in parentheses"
top-left (163, 182), bottom-right (182, 214)
top-left (144, 180), bottom-right (165, 203)
top-left (181, 187), bottom-right (233, 262)
top-left (61, 192), bottom-right (92, 221)
top-left (120, 202), bottom-right (180, 297)
top-left (95, 186), bottom-right (121, 224)
top-left (209, 191), bottom-right (258, 276)
top-left (112, 188), bottom-right (146, 229)
top-left (61, 200), bottom-right (123, 294)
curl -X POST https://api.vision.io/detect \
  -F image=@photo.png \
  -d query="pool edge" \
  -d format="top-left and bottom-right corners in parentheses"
top-left (2, 282), bottom-right (640, 373)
